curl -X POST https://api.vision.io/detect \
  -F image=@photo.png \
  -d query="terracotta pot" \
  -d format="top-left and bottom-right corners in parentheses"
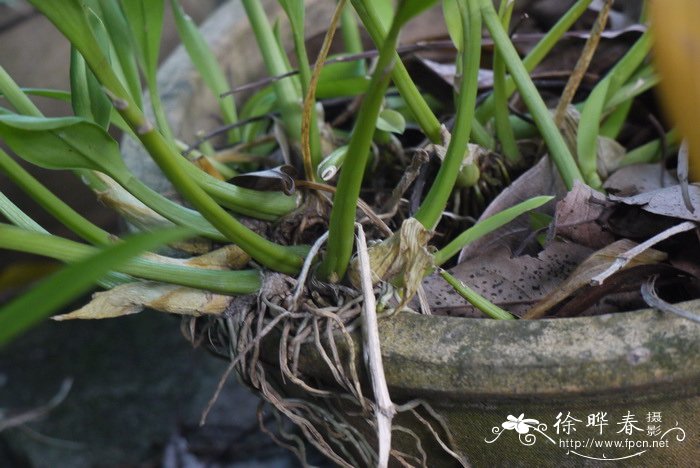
top-left (122, 2), bottom-right (700, 466)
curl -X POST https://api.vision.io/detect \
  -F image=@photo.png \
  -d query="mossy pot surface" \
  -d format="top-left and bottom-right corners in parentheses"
top-left (122, 2), bottom-right (700, 466)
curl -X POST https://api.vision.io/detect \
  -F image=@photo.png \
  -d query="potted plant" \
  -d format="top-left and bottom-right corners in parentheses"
top-left (0, 0), bottom-right (698, 466)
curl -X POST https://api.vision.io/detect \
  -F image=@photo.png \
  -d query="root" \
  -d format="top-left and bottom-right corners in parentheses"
top-left (185, 253), bottom-right (468, 467)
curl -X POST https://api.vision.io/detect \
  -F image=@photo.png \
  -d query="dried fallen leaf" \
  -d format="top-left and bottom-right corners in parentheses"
top-left (555, 181), bottom-right (614, 248)
top-left (348, 218), bottom-right (434, 304)
top-left (53, 281), bottom-right (233, 320)
top-left (603, 163), bottom-right (675, 196)
top-left (523, 239), bottom-right (667, 319)
top-left (610, 185), bottom-right (700, 222)
top-left (424, 241), bottom-right (592, 317)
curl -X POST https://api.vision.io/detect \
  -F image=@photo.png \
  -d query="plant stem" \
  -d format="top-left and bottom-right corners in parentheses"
top-left (475, 0), bottom-right (582, 189)
top-left (301, 0), bottom-right (346, 181)
top-left (0, 66), bottom-right (42, 117)
top-left (414, 0), bottom-right (480, 230)
top-left (339, 1), bottom-right (366, 75)
top-left (493, 0), bottom-right (520, 164)
top-left (0, 148), bottom-right (113, 246)
top-left (33, 1), bottom-right (304, 273)
top-left (553, 0), bottom-right (612, 125)
top-left (241, 0), bottom-right (303, 144)
top-left (440, 269), bottom-right (516, 320)
top-left (319, 18), bottom-right (403, 281)
top-left (350, 0), bottom-right (443, 144)
top-left (475, 0), bottom-right (594, 122)
top-left (0, 224), bottom-right (261, 294)
top-left (434, 195), bottom-right (553, 265)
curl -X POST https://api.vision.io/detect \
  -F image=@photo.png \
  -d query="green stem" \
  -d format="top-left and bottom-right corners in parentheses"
top-left (476, 0), bottom-right (582, 189)
top-left (0, 148), bottom-right (113, 245)
top-left (493, 0), bottom-right (520, 163)
top-left (168, 151), bottom-right (297, 219)
top-left (414, 0), bottom-right (480, 229)
top-left (51, 14), bottom-right (303, 273)
top-left (319, 19), bottom-right (403, 281)
top-left (440, 269), bottom-right (516, 320)
top-left (339, 2), bottom-right (366, 75)
top-left (0, 224), bottom-right (261, 294)
top-left (435, 195), bottom-right (553, 265)
top-left (350, 0), bottom-right (443, 144)
top-left (241, 0), bottom-right (303, 142)
top-left (0, 65), bottom-right (43, 117)
top-left (116, 102), bottom-right (302, 273)
top-left (621, 130), bottom-right (679, 166)
top-left (0, 190), bottom-right (47, 233)
top-left (146, 78), bottom-right (174, 143)
top-left (475, 0), bottom-right (594, 122)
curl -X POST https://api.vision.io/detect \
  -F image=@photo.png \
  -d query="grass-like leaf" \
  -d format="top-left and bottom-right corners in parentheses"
top-left (97, 0), bottom-right (144, 108)
top-left (170, 0), bottom-right (240, 142)
top-left (435, 195), bottom-right (554, 265)
top-left (0, 224), bottom-right (261, 295)
top-left (0, 227), bottom-right (192, 346)
top-left (439, 269), bottom-right (516, 320)
top-left (577, 80), bottom-right (608, 189)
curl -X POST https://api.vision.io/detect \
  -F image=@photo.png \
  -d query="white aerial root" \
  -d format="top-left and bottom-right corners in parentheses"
top-left (355, 223), bottom-right (396, 468)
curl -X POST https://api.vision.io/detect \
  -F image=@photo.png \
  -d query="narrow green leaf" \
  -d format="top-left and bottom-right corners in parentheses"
top-left (317, 145), bottom-right (349, 181)
top-left (17, 88), bottom-right (72, 102)
top-left (577, 79), bottom-right (608, 188)
top-left (83, 7), bottom-right (113, 128)
top-left (440, 269), bottom-right (517, 320)
top-left (0, 190), bottom-right (47, 233)
top-left (372, 0), bottom-right (395, 31)
top-left (0, 114), bottom-right (229, 241)
top-left (0, 227), bottom-right (192, 346)
top-left (376, 108), bottom-right (406, 134)
top-left (434, 195), bottom-right (554, 265)
top-left (442, 0), bottom-right (462, 50)
top-left (97, 0), bottom-right (144, 108)
top-left (120, 0), bottom-right (164, 82)
top-left (395, 0), bottom-right (440, 28)
top-left (170, 0), bottom-right (239, 141)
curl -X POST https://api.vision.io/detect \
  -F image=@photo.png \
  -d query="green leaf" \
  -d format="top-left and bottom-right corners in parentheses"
top-left (376, 108), bottom-right (406, 134)
top-left (577, 79), bottom-right (608, 188)
top-left (277, 0), bottom-right (304, 30)
top-left (0, 227), bottom-right (192, 346)
top-left (170, 0), bottom-right (239, 140)
top-left (442, 0), bottom-right (462, 50)
top-left (395, 0), bottom-right (439, 27)
top-left (120, 0), bottom-right (164, 82)
top-left (371, 0), bottom-right (395, 31)
top-left (18, 88), bottom-right (71, 102)
top-left (434, 195), bottom-right (554, 265)
top-left (97, 0), bottom-right (144, 108)
top-left (440, 269), bottom-right (516, 320)
top-left (0, 114), bottom-right (129, 177)
top-left (70, 46), bottom-right (111, 129)
top-left (317, 145), bottom-right (349, 181)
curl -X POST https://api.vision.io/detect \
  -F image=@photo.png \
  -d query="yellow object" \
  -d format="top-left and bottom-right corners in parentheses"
top-left (650, 0), bottom-right (700, 181)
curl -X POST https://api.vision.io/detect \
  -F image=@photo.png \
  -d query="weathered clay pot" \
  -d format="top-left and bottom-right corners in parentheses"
top-left (123, 2), bottom-right (700, 466)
